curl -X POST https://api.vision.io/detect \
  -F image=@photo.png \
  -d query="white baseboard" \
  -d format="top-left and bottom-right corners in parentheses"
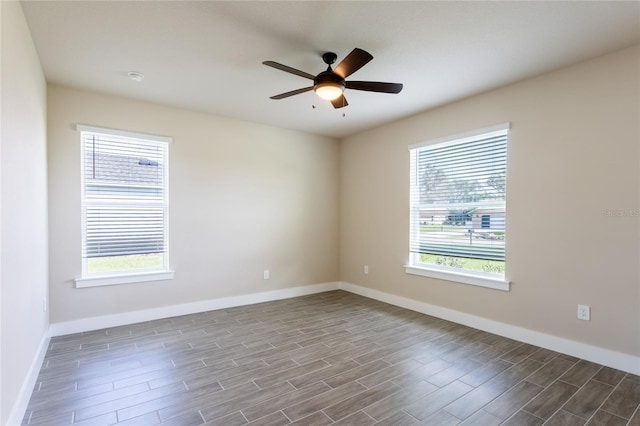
top-left (339, 282), bottom-right (640, 375)
top-left (11, 280), bottom-right (638, 426)
top-left (47, 280), bottom-right (640, 375)
top-left (6, 331), bottom-right (50, 426)
top-left (50, 282), bottom-right (340, 337)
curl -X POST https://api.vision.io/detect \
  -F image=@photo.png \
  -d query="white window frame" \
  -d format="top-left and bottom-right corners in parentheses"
top-left (75, 124), bottom-right (174, 288)
top-left (405, 123), bottom-right (511, 291)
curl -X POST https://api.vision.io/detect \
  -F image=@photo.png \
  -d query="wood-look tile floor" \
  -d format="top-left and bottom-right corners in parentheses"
top-left (23, 291), bottom-right (640, 425)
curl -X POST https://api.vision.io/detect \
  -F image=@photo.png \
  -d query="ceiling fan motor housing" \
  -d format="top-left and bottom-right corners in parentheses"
top-left (314, 70), bottom-right (345, 92)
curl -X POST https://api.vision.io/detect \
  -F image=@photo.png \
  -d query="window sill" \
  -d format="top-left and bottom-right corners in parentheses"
top-left (405, 265), bottom-right (510, 291)
top-left (75, 270), bottom-right (174, 288)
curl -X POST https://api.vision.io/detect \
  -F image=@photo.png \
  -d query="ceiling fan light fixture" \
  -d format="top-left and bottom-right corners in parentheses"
top-left (314, 82), bottom-right (344, 100)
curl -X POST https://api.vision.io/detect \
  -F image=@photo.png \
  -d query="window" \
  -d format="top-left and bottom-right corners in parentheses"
top-left (406, 123), bottom-right (510, 291)
top-left (75, 125), bottom-right (173, 287)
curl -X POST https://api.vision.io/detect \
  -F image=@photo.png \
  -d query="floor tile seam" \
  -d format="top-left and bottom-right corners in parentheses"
top-left (628, 403), bottom-right (640, 424)
top-left (23, 411), bottom-right (73, 426)
top-left (71, 353), bottom-right (166, 371)
top-left (421, 355), bottom-right (475, 383)
top-left (580, 376), bottom-right (630, 423)
top-left (441, 379), bottom-right (514, 422)
top-left (244, 407), bottom-right (292, 425)
top-left (216, 361), bottom-right (298, 388)
top-left (40, 359), bottom-right (78, 372)
top-left (354, 363), bottom-right (417, 389)
top-left (310, 380), bottom-right (373, 411)
top-left (351, 351), bottom-right (399, 367)
top-left (354, 377), bottom-right (373, 390)
top-left (140, 390), bottom-right (232, 423)
top-left (590, 376), bottom-right (625, 388)
top-left (50, 335), bottom-right (130, 348)
top-left (195, 387), bottom-right (297, 422)
top-left (499, 342), bottom-right (539, 357)
top-left (519, 372), bottom-right (585, 424)
top-left (516, 350), bottom-right (557, 367)
top-left (322, 382), bottom-right (404, 422)
top-left (362, 382), bottom-right (434, 421)
top-left (456, 361), bottom-right (516, 388)
top-left (48, 344), bottom-right (83, 353)
top-left (597, 407), bottom-right (634, 422)
top-left (27, 381), bottom-right (141, 412)
top-left (160, 383), bottom-right (258, 421)
top-left (468, 349), bottom-right (509, 365)
top-left (235, 410), bottom-right (250, 423)
top-left (28, 380), bottom-right (151, 416)
top-left (197, 410), bottom-right (208, 425)
top-left (441, 396), bottom-right (493, 421)
top-left (320, 348), bottom-right (387, 368)
top-left (368, 406), bottom-right (408, 424)
top-left (324, 360), bottom-right (393, 388)
top-left (254, 360), bottom-right (335, 389)
top-left (240, 340), bottom-right (275, 351)
top-left (552, 365), bottom-right (611, 422)
top-left (182, 380), bottom-right (225, 391)
top-left (356, 410), bottom-right (377, 424)
top-left (316, 409), bottom-right (335, 423)
top-left (502, 357), bottom-right (548, 385)
top-left (44, 349), bottom-right (92, 359)
top-left (77, 381), bottom-right (188, 422)
top-left (249, 378), bottom-right (335, 416)
top-left (483, 381), bottom-right (545, 422)
top-left (519, 405), bottom-right (548, 423)
top-left (295, 336), bottom-right (350, 349)
top-left (73, 408), bottom-right (120, 425)
top-left (288, 363), bottom-right (358, 389)
top-left (230, 351), bottom-right (297, 368)
top-left (23, 401), bottom-right (74, 422)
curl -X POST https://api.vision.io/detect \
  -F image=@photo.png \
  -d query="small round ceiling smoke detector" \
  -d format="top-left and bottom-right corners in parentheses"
top-left (127, 71), bottom-right (144, 82)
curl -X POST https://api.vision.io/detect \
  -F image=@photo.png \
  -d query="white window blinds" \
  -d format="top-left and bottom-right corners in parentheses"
top-left (80, 126), bottom-right (170, 268)
top-left (409, 125), bottom-right (508, 265)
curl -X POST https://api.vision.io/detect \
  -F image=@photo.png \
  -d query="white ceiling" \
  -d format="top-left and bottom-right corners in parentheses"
top-left (21, 1), bottom-right (640, 139)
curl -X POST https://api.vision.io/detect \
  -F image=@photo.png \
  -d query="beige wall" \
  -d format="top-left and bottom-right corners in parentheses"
top-left (340, 46), bottom-right (640, 357)
top-left (1, 1), bottom-right (49, 424)
top-left (47, 85), bottom-right (339, 324)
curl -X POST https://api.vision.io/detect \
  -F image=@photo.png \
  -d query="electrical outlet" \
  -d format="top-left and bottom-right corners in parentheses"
top-left (577, 304), bottom-right (590, 321)
top-left (263, 270), bottom-right (270, 280)
top-left (364, 265), bottom-right (369, 274)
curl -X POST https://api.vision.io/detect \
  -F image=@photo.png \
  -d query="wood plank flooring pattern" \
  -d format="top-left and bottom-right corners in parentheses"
top-left (22, 291), bottom-right (640, 425)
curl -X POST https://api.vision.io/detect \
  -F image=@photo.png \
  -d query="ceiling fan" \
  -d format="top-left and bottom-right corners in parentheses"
top-left (263, 48), bottom-right (403, 109)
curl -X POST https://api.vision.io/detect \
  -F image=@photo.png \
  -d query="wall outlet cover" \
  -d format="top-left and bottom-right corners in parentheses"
top-left (578, 304), bottom-right (590, 321)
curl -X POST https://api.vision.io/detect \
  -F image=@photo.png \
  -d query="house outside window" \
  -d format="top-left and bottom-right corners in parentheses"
top-left (75, 125), bottom-right (173, 288)
top-left (406, 123), bottom-right (510, 291)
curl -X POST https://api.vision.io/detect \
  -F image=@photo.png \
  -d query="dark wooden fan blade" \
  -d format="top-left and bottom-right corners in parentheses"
top-left (334, 48), bottom-right (373, 79)
top-left (346, 81), bottom-right (403, 94)
top-left (263, 61), bottom-right (315, 80)
top-left (330, 94), bottom-right (348, 109)
top-left (270, 86), bottom-right (313, 99)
